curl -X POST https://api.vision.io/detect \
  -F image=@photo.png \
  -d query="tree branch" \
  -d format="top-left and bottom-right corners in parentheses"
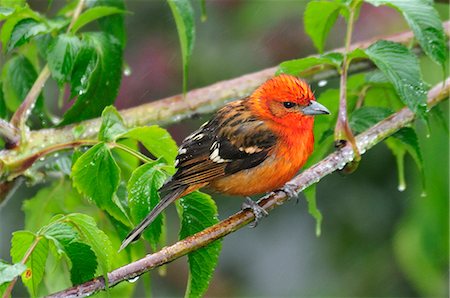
top-left (1, 21), bottom-right (449, 184)
top-left (46, 78), bottom-right (450, 298)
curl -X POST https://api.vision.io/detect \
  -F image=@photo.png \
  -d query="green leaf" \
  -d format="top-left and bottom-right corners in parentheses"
top-left (0, 82), bottom-right (7, 119)
top-left (128, 162), bottom-right (168, 250)
top-left (0, 6), bottom-right (43, 52)
top-left (364, 40), bottom-right (428, 117)
top-left (60, 32), bottom-right (123, 125)
top-left (393, 127), bottom-right (423, 171)
top-left (64, 213), bottom-right (113, 284)
top-left (120, 126), bottom-right (178, 164)
top-left (349, 106), bottom-right (393, 133)
top-left (278, 52), bottom-right (343, 76)
top-left (65, 242), bottom-right (98, 285)
top-left (0, 262), bottom-right (26, 285)
top-left (0, 7), bottom-right (15, 21)
top-left (72, 142), bottom-right (128, 224)
top-left (71, 6), bottom-right (126, 33)
top-left (10, 231), bottom-right (48, 296)
top-left (304, 0), bottom-right (343, 53)
top-left (42, 222), bottom-right (78, 255)
top-left (167, 0), bottom-right (195, 93)
top-left (365, 0), bottom-right (448, 69)
top-left (1, 55), bottom-right (42, 111)
top-left (99, 106), bottom-right (127, 142)
top-left (303, 185), bottom-right (322, 236)
top-left (87, 0), bottom-right (126, 47)
top-left (47, 33), bottom-right (81, 85)
top-left (7, 18), bottom-right (49, 52)
top-left (177, 192), bottom-right (222, 298)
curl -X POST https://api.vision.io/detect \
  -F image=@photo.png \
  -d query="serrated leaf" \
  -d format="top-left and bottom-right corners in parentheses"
top-left (278, 52), bottom-right (343, 76)
top-left (60, 32), bottom-right (123, 125)
top-left (7, 18), bottom-right (49, 52)
top-left (87, 0), bottom-right (126, 47)
top-left (65, 242), bottom-right (98, 285)
top-left (365, 0), bottom-right (448, 69)
top-left (0, 6), bottom-right (43, 52)
top-left (42, 222), bottom-right (78, 256)
top-left (128, 162), bottom-right (168, 250)
top-left (65, 213), bottom-right (113, 284)
top-left (99, 105), bottom-right (127, 142)
top-left (71, 6), bottom-right (126, 33)
top-left (349, 106), bottom-right (393, 133)
top-left (10, 231), bottom-right (48, 296)
top-left (1, 55), bottom-right (42, 111)
top-left (364, 40), bottom-right (428, 117)
top-left (167, 0), bottom-right (195, 94)
top-left (303, 185), bottom-right (322, 236)
top-left (47, 33), bottom-right (81, 85)
top-left (0, 262), bottom-right (26, 285)
top-left (72, 142), bottom-right (128, 224)
top-left (120, 126), bottom-right (178, 164)
top-left (177, 192), bottom-right (221, 298)
top-left (304, 0), bottom-right (343, 53)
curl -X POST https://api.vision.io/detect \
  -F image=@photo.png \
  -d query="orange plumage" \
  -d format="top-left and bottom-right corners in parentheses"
top-left (120, 74), bottom-right (330, 251)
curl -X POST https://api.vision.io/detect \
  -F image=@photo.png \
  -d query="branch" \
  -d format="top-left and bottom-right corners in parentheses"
top-left (2, 21), bottom-right (449, 183)
top-left (47, 78), bottom-right (450, 298)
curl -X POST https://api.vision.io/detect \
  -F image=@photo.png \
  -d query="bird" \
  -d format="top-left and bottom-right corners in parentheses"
top-left (119, 74), bottom-right (330, 251)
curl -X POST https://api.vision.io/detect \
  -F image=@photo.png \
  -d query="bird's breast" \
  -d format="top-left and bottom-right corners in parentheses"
top-left (209, 131), bottom-right (314, 196)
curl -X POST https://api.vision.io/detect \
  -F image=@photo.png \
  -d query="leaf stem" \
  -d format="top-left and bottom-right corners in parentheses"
top-left (109, 142), bottom-right (153, 164)
top-left (0, 119), bottom-right (19, 148)
top-left (335, 3), bottom-right (360, 161)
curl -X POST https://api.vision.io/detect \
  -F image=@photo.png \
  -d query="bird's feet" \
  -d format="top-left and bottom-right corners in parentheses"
top-left (242, 197), bottom-right (268, 228)
top-left (278, 183), bottom-right (299, 203)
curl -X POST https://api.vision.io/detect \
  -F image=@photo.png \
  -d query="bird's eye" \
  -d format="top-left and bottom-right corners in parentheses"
top-left (283, 102), bottom-right (296, 109)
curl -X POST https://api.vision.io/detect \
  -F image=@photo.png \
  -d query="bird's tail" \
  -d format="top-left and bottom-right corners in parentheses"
top-left (119, 186), bottom-right (187, 252)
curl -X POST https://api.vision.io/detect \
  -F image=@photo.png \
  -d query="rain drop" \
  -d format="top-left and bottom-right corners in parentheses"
top-left (128, 276), bottom-right (139, 283)
top-left (397, 183), bottom-right (406, 192)
top-left (318, 80), bottom-right (328, 87)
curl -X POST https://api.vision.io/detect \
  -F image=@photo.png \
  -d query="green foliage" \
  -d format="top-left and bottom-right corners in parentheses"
top-left (47, 34), bottom-right (81, 85)
top-left (365, 0), bottom-right (449, 69)
top-left (278, 52), bottom-right (343, 76)
top-left (71, 6), bottom-right (126, 34)
top-left (364, 40), bottom-right (428, 118)
top-left (304, 1), bottom-right (343, 53)
top-left (167, 0), bottom-right (196, 93)
top-left (98, 106), bottom-right (128, 142)
top-left (0, 262), bottom-right (26, 285)
top-left (177, 192), bottom-right (222, 298)
top-left (61, 32), bottom-right (123, 125)
top-left (72, 143), bottom-right (127, 224)
top-left (128, 162), bottom-right (168, 250)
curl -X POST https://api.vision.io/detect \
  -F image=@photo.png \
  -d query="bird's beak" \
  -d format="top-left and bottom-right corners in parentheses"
top-left (302, 101), bottom-right (330, 115)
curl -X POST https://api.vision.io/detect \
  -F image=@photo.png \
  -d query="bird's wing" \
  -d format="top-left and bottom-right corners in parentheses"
top-left (160, 100), bottom-right (278, 192)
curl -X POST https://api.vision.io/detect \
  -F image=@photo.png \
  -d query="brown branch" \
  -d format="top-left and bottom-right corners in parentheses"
top-left (46, 78), bottom-right (450, 298)
top-left (2, 21), bottom-right (449, 183)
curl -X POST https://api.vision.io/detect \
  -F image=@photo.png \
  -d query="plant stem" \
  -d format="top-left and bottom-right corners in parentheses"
top-left (0, 119), bottom-right (19, 148)
top-left (110, 143), bottom-right (153, 164)
top-left (46, 78), bottom-right (449, 298)
top-left (335, 3), bottom-right (360, 161)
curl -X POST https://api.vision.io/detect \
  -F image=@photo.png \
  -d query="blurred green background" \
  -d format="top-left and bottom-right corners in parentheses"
top-left (1, 1), bottom-right (448, 297)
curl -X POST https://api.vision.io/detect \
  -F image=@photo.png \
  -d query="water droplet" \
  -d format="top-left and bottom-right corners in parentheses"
top-left (397, 183), bottom-right (406, 192)
top-left (318, 80), bottom-right (328, 87)
top-left (128, 276), bottom-right (139, 283)
top-left (420, 191), bottom-right (427, 197)
top-left (123, 66), bottom-right (132, 76)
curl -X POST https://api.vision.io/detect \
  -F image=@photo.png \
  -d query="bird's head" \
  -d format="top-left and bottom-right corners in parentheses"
top-left (249, 74), bottom-right (330, 128)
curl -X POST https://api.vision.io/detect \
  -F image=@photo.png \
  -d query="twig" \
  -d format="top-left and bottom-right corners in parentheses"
top-left (2, 22), bottom-right (448, 181)
top-left (0, 119), bottom-right (19, 148)
top-left (46, 78), bottom-right (450, 298)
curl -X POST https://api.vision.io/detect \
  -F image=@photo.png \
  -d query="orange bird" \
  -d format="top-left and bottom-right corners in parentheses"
top-left (120, 74), bottom-right (329, 251)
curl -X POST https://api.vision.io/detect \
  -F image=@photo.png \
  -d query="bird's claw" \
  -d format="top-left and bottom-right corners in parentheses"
top-left (279, 183), bottom-right (299, 203)
top-left (242, 197), bottom-right (268, 228)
